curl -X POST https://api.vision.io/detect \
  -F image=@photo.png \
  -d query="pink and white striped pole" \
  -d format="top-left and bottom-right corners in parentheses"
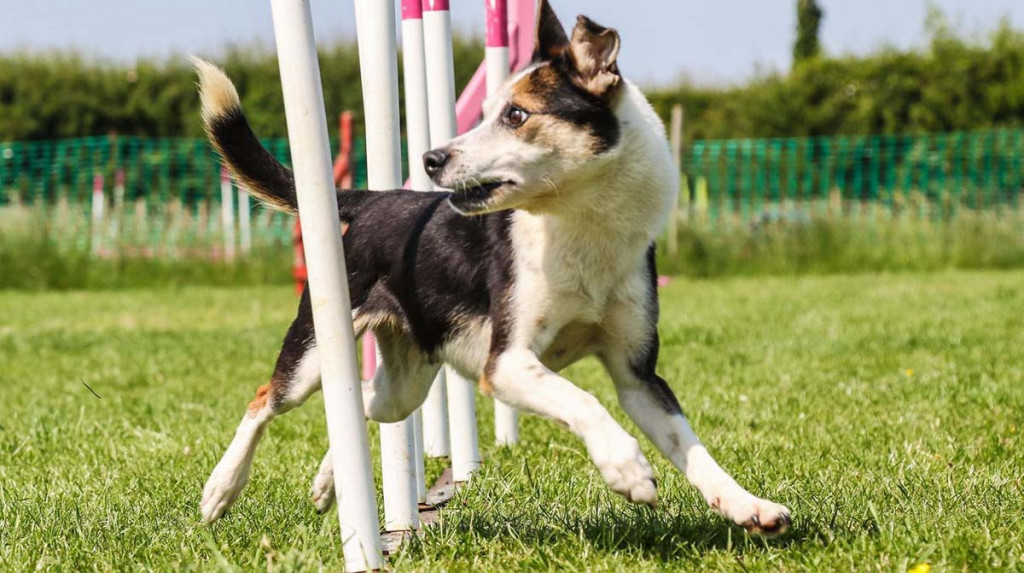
top-left (361, 334), bottom-right (377, 381)
top-left (508, 0), bottom-right (535, 73)
top-left (353, 0), bottom-right (420, 533)
top-left (91, 173), bottom-right (105, 256)
top-left (455, 0), bottom-right (534, 134)
top-left (486, 0), bottom-right (510, 94)
top-left (486, 0), bottom-right (520, 447)
top-left (238, 185), bottom-right (252, 255)
top-left (402, 0), bottom-right (434, 197)
top-left (220, 167), bottom-right (236, 261)
top-left (113, 168), bottom-right (126, 215)
top-left (401, 0), bottom-right (433, 503)
top-left (110, 168), bottom-right (126, 243)
top-left (423, 0), bottom-right (482, 483)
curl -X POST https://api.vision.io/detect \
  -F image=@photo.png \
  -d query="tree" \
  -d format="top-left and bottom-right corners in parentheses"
top-left (794, 0), bottom-right (823, 64)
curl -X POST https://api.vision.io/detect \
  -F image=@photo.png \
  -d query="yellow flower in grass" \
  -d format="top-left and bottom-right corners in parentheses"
top-left (908, 563), bottom-right (931, 573)
top-left (905, 369), bottom-right (914, 377)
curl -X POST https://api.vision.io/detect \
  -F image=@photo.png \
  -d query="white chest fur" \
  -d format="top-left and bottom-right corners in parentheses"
top-left (504, 82), bottom-right (677, 355)
top-left (442, 81), bottom-right (677, 377)
top-left (507, 211), bottom-right (648, 355)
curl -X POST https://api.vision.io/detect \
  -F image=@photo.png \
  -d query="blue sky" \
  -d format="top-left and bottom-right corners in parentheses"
top-left (1, 0), bottom-right (1022, 86)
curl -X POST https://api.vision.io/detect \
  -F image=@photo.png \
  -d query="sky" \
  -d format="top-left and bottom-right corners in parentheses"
top-left (1, 0), bottom-right (1022, 86)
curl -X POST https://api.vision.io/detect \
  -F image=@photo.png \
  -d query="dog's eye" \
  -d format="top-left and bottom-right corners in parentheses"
top-left (504, 106), bottom-right (529, 128)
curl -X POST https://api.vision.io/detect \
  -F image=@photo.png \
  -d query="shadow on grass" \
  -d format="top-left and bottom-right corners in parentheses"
top-left (425, 502), bottom-right (826, 563)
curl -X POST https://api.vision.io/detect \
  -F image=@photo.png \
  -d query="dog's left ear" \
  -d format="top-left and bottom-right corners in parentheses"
top-left (568, 16), bottom-right (621, 100)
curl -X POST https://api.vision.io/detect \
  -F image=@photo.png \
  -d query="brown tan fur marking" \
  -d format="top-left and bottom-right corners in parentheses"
top-left (247, 383), bottom-right (272, 414)
top-left (508, 65), bottom-right (611, 158)
top-left (479, 373), bottom-right (494, 396)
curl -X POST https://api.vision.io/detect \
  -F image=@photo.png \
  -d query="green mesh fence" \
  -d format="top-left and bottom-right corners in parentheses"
top-left (1, 128), bottom-right (1023, 255)
top-left (0, 135), bottom-right (368, 253)
top-left (0, 135), bottom-right (369, 204)
top-left (683, 128), bottom-right (1024, 225)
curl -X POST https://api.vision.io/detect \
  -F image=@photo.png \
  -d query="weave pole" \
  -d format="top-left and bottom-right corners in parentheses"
top-left (485, 0), bottom-right (520, 447)
top-left (400, 0), bottom-right (432, 501)
top-left (353, 0), bottom-right (421, 533)
top-left (667, 104), bottom-right (684, 256)
top-left (219, 168), bottom-right (236, 261)
top-left (423, 0), bottom-right (482, 483)
top-left (453, 0), bottom-right (533, 135)
top-left (238, 186), bottom-right (252, 255)
top-left (111, 168), bottom-right (125, 241)
top-left (268, 0), bottom-right (382, 570)
top-left (90, 173), bottom-right (104, 256)
top-left (404, 0), bottom-right (451, 463)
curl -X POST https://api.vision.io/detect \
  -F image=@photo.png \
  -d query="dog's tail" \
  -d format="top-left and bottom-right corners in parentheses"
top-left (193, 58), bottom-right (301, 214)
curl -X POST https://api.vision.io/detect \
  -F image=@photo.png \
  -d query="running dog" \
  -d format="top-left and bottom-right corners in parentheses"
top-left (196, 0), bottom-right (791, 536)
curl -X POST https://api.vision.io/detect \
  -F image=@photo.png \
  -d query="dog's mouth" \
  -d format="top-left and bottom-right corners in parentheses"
top-left (448, 180), bottom-right (515, 214)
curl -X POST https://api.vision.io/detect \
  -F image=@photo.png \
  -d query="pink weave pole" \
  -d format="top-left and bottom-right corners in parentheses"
top-left (454, 0), bottom-right (534, 134)
top-left (486, 0), bottom-right (509, 48)
top-left (423, 0), bottom-right (483, 483)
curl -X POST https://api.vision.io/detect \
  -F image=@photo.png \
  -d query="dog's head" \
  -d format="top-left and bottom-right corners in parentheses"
top-left (425, 0), bottom-right (625, 215)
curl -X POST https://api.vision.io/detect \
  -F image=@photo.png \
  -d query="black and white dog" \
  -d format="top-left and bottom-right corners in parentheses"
top-left (196, 0), bottom-right (790, 536)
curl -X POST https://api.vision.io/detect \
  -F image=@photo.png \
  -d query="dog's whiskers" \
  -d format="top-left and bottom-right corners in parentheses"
top-left (542, 177), bottom-right (560, 198)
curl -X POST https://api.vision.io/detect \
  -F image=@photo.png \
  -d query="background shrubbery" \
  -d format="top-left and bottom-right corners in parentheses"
top-left (646, 12), bottom-right (1024, 141)
top-left (2, 10), bottom-right (1024, 143)
top-left (1, 10), bottom-right (1023, 143)
top-left (0, 40), bottom-right (485, 142)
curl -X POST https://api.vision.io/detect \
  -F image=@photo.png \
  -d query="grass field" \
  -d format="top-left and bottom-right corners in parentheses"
top-left (2, 271), bottom-right (1023, 571)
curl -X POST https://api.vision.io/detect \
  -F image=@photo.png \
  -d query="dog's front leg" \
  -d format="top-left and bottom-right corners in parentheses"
top-left (485, 348), bottom-right (657, 505)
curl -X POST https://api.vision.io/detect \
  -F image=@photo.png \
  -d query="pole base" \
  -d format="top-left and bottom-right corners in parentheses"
top-left (380, 467), bottom-right (459, 555)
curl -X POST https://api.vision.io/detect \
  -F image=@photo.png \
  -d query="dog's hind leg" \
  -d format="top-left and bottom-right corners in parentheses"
top-left (201, 287), bottom-right (437, 521)
top-left (200, 296), bottom-right (324, 524)
top-left (602, 353), bottom-right (791, 536)
top-left (311, 323), bottom-right (440, 513)
top-left (599, 281), bottom-right (791, 536)
top-left (310, 447), bottom-right (337, 514)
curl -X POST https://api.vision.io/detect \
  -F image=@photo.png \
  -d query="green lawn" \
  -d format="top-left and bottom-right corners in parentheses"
top-left (2, 272), bottom-right (1023, 571)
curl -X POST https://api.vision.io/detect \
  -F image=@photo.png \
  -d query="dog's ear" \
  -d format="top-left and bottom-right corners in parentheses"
top-left (568, 15), bottom-right (622, 100)
top-left (533, 0), bottom-right (569, 62)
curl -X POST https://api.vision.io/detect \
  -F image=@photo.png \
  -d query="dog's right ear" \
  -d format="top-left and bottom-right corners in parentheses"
top-left (532, 0), bottom-right (569, 62)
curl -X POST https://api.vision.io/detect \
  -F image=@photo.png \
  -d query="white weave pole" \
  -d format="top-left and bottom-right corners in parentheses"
top-left (353, 0), bottom-right (420, 532)
top-left (412, 0), bottom-right (453, 462)
top-left (219, 168), bottom-right (237, 261)
top-left (410, 408), bottom-right (427, 503)
top-left (400, 0), bottom-right (433, 500)
top-left (268, 0), bottom-right (382, 569)
top-left (485, 0), bottom-right (520, 447)
top-left (90, 173), bottom-right (104, 256)
top-left (423, 0), bottom-right (482, 482)
top-left (237, 186), bottom-right (252, 255)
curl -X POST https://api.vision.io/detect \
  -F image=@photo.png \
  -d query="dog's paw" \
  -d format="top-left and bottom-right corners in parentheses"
top-left (310, 465), bottom-right (337, 514)
top-left (713, 494), bottom-right (791, 537)
top-left (200, 463), bottom-right (249, 524)
top-left (591, 435), bottom-right (658, 507)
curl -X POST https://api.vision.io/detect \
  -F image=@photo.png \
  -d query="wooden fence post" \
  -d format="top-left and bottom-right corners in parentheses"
top-left (668, 104), bottom-right (684, 256)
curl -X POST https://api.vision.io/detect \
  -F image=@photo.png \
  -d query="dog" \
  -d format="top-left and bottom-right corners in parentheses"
top-left (195, 0), bottom-right (791, 536)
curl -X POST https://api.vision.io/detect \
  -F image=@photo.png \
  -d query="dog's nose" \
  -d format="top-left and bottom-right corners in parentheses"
top-left (423, 149), bottom-right (450, 177)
